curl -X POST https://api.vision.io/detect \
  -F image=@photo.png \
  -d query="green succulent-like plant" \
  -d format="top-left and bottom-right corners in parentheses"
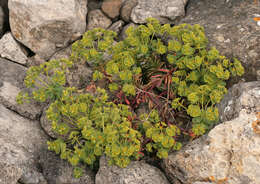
top-left (17, 18), bottom-right (244, 177)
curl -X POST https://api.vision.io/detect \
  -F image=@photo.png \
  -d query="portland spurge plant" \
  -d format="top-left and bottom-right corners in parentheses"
top-left (17, 18), bottom-right (244, 177)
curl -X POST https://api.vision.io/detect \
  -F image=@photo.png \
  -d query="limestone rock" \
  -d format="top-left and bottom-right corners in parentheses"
top-left (0, 6), bottom-right (4, 37)
top-left (178, 0), bottom-right (260, 83)
top-left (120, 0), bottom-right (138, 22)
top-left (0, 58), bottom-right (44, 120)
top-left (9, 0), bottom-right (88, 60)
top-left (0, 163), bottom-right (22, 184)
top-left (87, 9), bottom-right (112, 30)
top-left (0, 32), bottom-right (28, 65)
top-left (27, 54), bottom-right (46, 67)
top-left (39, 149), bottom-right (95, 184)
top-left (131, 0), bottom-right (188, 24)
top-left (101, 0), bottom-right (123, 19)
top-left (163, 110), bottom-right (260, 184)
top-left (88, 0), bottom-right (102, 11)
top-left (218, 81), bottom-right (260, 123)
top-left (108, 20), bottom-right (125, 35)
top-left (50, 45), bottom-right (72, 60)
top-left (96, 156), bottom-right (170, 184)
top-left (0, 104), bottom-right (48, 184)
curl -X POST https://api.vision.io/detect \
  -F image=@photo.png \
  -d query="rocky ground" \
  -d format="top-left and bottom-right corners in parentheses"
top-left (0, 0), bottom-right (259, 184)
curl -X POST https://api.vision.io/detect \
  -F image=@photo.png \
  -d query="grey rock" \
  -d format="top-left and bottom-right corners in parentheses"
top-left (218, 81), bottom-right (260, 123)
top-left (162, 110), bottom-right (260, 184)
top-left (0, 6), bottom-right (4, 37)
top-left (0, 163), bottom-right (22, 184)
top-left (178, 0), bottom-right (260, 83)
top-left (101, 0), bottom-right (123, 19)
top-left (131, 0), bottom-right (188, 24)
top-left (39, 149), bottom-right (95, 184)
top-left (50, 45), bottom-right (72, 61)
top-left (96, 156), bottom-right (170, 184)
top-left (0, 104), bottom-right (48, 184)
top-left (27, 54), bottom-right (46, 67)
top-left (120, 0), bottom-right (138, 22)
top-left (0, 58), bottom-right (44, 120)
top-left (87, 9), bottom-right (112, 30)
top-left (9, 0), bottom-right (88, 60)
top-left (108, 20), bottom-right (125, 35)
top-left (257, 70), bottom-right (260, 81)
top-left (88, 0), bottom-right (102, 11)
top-left (0, 32), bottom-right (28, 65)
top-left (67, 62), bottom-right (93, 89)
top-left (19, 169), bottom-right (47, 184)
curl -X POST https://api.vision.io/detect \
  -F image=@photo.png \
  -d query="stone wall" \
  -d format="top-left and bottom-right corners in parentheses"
top-left (0, 0), bottom-right (260, 183)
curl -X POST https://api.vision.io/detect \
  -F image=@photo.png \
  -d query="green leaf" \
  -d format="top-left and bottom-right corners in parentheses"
top-left (187, 92), bottom-right (199, 104)
top-left (162, 136), bottom-right (175, 148)
top-left (205, 107), bottom-right (219, 122)
top-left (157, 149), bottom-right (168, 158)
top-left (192, 123), bottom-right (206, 136)
top-left (122, 83), bottom-right (136, 96)
top-left (93, 70), bottom-right (104, 81)
top-left (69, 155), bottom-right (80, 166)
top-left (166, 125), bottom-right (177, 137)
top-left (186, 71), bottom-right (200, 82)
top-left (73, 167), bottom-right (83, 178)
top-left (146, 143), bottom-right (153, 152)
top-left (181, 44), bottom-right (195, 56)
top-left (171, 77), bottom-right (180, 84)
top-left (168, 40), bottom-right (182, 52)
top-left (187, 105), bottom-right (201, 117)
top-left (173, 142), bottom-right (182, 150)
top-left (210, 90), bottom-right (223, 104)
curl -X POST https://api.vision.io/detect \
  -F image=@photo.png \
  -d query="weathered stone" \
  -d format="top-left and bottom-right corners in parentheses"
top-left (88, 0), bottom-right (102, 11)
top-left (67, 62), bottom-right (93, 89)
top-left (39, 149), bottom-right (95, 184)
top-left (96, 156), bottom-right (170, 184)
top-left (163, 110), bottom-right (260, 184)
top-left (0, 6), bottom-right (4, 37)
top-left (50, 45), bottom-right (72, 60)
top-left (257, 70), bottom-right (260, 81)
top-left (101, 0), bottom-right (123, 19)
top-left (119, 23), bottom-right (138, 40)
top-left (0, 104), bottom-right (48, 184)
top-left (131, 0), bottom-right (188, 24)
top-left (27, 54), bottom-right (46, 67)
top-left (108, 20), bottom-right (125, 35)
top-left (0, 58), bottom-right (44, 120)
top-left (0, 163), bottom-right (22, 184)
top-left (87, 9), bottom-right (112, 30)
top-left (120, 0), bottom-right (138, 22)
top-left (0, 32), bottom-right (28, 65)
top-left (178, 0), bottom-right (260, 83)
top-left (9, 0), bottom-right (88, 60)
top-left (19, 169), bottom-right (47, 184)
top-left (218, 81), bottom-right (260, 123)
